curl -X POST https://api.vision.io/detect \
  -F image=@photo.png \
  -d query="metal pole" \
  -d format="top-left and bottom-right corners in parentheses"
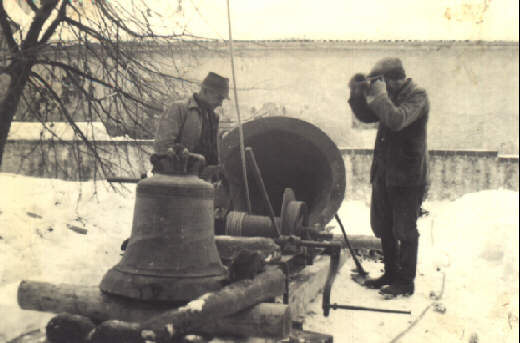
top-left (226, 0), bottom-right (251, 213)
top-left (245, 147), bottom-right (280, 237)
top-left (335, 214), bottom-right (368, 276)
top-left (330, 303), bottom-right (411, 315)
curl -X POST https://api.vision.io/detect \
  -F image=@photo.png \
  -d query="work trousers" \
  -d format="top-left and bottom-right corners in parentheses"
top-left (370, 176), bottom-right (424, 281)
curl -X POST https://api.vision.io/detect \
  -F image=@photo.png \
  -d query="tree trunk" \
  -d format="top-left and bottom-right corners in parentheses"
top-left (0, 63), bottom-right (32, 167)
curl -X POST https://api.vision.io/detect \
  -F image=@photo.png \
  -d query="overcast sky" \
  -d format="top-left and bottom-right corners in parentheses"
top-left (177, 0), bottom-right (518, 41)
top-left (5, 0), bottom-right (519, 41)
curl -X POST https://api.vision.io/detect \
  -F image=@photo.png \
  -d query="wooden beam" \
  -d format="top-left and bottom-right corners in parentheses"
top-left (199, 303), bottom-right (290, 338)
top-left (287, 253), bottom-right (347, 322)
top-left (318, 234), bottom-right (381, 250)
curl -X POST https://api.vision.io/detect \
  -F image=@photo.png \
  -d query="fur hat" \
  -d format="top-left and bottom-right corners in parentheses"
top-left (202, 72), bottom-right (230, 99)
top-left (368, 57), bottom-right (406, 80)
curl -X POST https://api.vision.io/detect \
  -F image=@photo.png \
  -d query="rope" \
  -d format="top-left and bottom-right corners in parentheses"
top-left (225, 211), bottom-right (246, 236)
top-left (226, 0), bottom-right (251, 213)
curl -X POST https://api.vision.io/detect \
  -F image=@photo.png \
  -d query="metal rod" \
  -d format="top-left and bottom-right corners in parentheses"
top-left (331, 303), bottom-right (411, 315)
top-left (245, 147), bottom-right (280, 237)
top-left (226, 0), bottom-right (251, 213)
top-left (106, 177), bottom-right (141, 183)
top-left (335, 214), bottom-right (368, 276)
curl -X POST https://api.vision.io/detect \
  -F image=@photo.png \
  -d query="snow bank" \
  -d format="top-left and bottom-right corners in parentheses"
top-left (422, 190), bottom-right (519, 343)
top-left (0, 173), bottom-right (135, 287)
top-left (314, 189), bottom-right (519, 343)
top-left (0, 173), bottom-right (137, 341)
top-left (0, 173), bottom-right (518, 342)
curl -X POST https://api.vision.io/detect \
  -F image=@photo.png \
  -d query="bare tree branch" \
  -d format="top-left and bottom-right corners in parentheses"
top-left (25, 0), bottom-right (39, 13)
top-left (34, 59), bottom-right (163, 112)
top-left (0, 0), bottom-right (20, 53)
top-left (1, 0), bottom-right (208, 173)
top-left (94, 0), bottom-right (181, 39)
top-left (40, 0), bottom-right (68, 44)
top-left (21, 0), bottom-right (59, 50)
top-left (29, 71), bottom-right (112, 178)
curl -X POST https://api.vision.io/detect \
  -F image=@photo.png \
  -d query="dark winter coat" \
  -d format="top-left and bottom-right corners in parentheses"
top-left (348, 79), bottom-right (429, 187)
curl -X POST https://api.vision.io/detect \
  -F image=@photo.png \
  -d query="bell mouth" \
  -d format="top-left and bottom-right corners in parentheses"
top-left (100, 267), bottom-right (227, 302)
top-left (221, 116), bottom-right (346, 225)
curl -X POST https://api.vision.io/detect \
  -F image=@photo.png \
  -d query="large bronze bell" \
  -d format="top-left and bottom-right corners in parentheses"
top-left (100, 149), bottom-right (228, 302)
top-left (221, 116), bottom-right (346, 226)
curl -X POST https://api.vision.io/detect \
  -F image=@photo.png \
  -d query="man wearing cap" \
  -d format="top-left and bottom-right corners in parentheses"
top-left (347, 58), bottom-right (429, 297)
top-left (119, 72), bottom-right (230, 252)
top-left (154, 72), bottom-right (230, 170)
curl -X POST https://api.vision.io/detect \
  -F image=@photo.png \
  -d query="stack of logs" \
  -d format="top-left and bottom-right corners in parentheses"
top-left (18, 236), bottom-right (287, 342)
top-left (17, 235), bottom-right (380, 342)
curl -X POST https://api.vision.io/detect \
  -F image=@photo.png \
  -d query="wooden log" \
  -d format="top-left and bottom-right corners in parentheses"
top-left (18, 280), bottom-right (166, 323)
top-left (11, 305), bottom-right (290, 343)
top-left (139, 268), bottom-right (285, 336)
top-left (320, 234), bottom-right (381, 250)
top-left (200, 303), bottom-right (291, 338)
top-left (18, 269), bottom-right (286, 338)
top-left (215, 235), bottom-right (281, 264)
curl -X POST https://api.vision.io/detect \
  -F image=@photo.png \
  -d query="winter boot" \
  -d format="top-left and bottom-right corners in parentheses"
top-left (364, 272), bottom-right (396, 289)
top-left (379, 280), bottom-right (415, 297)
top-left (364, 235), bottom-right (399, 289)
top-left (379, 234), bottom-right (419, 297)
top-left (399, 234), bottom-right (419, 282)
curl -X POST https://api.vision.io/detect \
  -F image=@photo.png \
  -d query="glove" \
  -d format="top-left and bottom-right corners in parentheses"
top-left (366, 79), bottom-right (387, 102)
top-left (348, 73), bottom-right (370, 98)
top-left (200, 164), bottom-right (222, 182)
top-left (150, 144), bottom-right (189, 174)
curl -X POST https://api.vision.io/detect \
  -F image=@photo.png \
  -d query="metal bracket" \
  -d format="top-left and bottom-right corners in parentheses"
top-left (321, 244), bottom-right (341, 317)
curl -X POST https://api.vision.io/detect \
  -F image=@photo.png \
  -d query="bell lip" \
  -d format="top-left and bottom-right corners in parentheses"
top-left (111, 265), bottom-right (228, 279)
top-left (99, 267), bottom-right (228, 302)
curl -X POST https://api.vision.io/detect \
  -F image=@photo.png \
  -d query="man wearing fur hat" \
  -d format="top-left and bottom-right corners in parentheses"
top-left (153, 72), bottom-right (230, 179)
top-left (348, 58), bottom-right (429, 297)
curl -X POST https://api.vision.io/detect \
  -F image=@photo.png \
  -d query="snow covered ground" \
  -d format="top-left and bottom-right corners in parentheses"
top-left (0, 173), bottom-right (518, 342)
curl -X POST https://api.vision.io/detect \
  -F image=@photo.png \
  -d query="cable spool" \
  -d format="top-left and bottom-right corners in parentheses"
top-left (225, 211), bottom-right (246, 236)
top-left (224, 188), bottom-right (309, 238)
top-left (226, 211), bottom-right (279, 238)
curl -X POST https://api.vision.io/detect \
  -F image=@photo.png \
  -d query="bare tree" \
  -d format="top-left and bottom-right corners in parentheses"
top-left (0, 0), bottom-right (202, 178)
